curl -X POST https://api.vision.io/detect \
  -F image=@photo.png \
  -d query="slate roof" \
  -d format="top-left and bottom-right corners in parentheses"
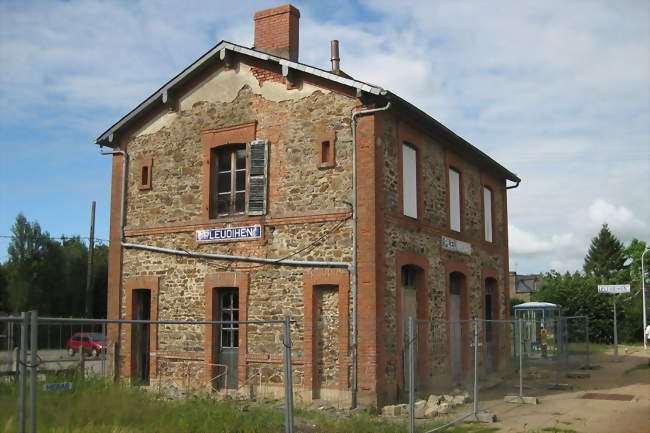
top-left (96, 41), bottom-right (520, 183)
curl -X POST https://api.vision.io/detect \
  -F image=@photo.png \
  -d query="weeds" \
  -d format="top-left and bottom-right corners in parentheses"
top-left (0, 377), bottom-right (480, 433)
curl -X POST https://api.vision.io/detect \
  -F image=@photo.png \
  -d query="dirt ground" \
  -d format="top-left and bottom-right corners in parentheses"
top-left (482, 345), bottom-right (650, 433)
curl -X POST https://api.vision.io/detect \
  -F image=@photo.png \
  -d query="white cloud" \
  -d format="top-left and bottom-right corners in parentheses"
top-left (510, 198), bottom-right (648, 273)
top-left (509, 224), bottom-right (575, 256)
top-left (586, 199), bottom-right (647, 237)
top-left (0, 0), bottom-right (648, 276)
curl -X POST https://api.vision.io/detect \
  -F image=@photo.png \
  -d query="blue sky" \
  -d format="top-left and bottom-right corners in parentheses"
top-left (1, 0), bottom-right (648, 273)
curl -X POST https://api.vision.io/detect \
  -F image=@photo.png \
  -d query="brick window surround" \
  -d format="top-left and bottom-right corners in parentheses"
top-left (394, 251), bottom-right (429, 389)
top-left (204, 272), bottom-right (249, 387)
top-left (303, 269), bottom-right (350, 395)
top-left (138, 158), bottom-right (153, 190)
top-left (397, 122), bottom-right (424, 220)
top-left (445, 152), bottom-right (465, 232)
top-left (202, 123), bottom-right (257, 220)
top-left (316, 130), bottom-right (336, 169)
top-left (123, 276), bottom-right (159, 379)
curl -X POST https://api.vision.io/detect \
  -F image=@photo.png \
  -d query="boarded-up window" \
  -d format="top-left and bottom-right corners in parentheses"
top-left (402, 143), bottom-right (418, 218)
top-left (449, 168), bottom-right (461, 232)
top-left (484, 187), bottom-right (493, 242)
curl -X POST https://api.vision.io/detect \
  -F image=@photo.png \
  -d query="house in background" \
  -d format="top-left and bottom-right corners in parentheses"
top-left (96, 4), bottom-right (520, 407)
top-left (508, 272), bottom-right (542, 302)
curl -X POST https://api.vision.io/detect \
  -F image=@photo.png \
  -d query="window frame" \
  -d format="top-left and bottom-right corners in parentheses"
top-left (401, 143), bottom-right (419, 219)
top-left (448, 167), bottom-right (462, 232)
top-left (483, 186), bottom-right (494, 243)
top-left (138, 158), bottom-right (153, 190)
top-left (201, 123), bottom-right (261, 220)
top-left (210, 145), bottom-right (247, 218)
top-left (317, 130), bottom-right (336, 169)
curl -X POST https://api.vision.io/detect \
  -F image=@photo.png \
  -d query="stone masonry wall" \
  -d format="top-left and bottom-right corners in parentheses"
top-left (378, 113), bottom-right (510, 397)
top-left (117, 58), bottom-right (356, 401)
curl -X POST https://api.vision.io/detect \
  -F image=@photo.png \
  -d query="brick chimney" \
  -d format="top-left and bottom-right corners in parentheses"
top-left (253, 5), bottom-right (300, 62)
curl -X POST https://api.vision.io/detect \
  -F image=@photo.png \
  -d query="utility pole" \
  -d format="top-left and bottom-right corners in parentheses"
top-left (85, 201), bottom-right (96, 318)
top-left (642, 247), bottom-right (648, 350)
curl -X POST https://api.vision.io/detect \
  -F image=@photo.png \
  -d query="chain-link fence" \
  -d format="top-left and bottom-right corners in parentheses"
top-left (1, 311), bottom-right (297, 433)
top-left (406, 316), bottom-right (596, 433)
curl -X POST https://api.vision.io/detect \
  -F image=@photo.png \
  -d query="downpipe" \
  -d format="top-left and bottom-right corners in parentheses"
top-left (350, 100), bottom-right (391, 408)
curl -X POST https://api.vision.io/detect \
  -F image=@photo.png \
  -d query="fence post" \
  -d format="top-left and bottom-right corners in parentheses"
top-left (518, 319), bottom-right (523, 398)
top-left (473, 319), bottom-right (479, 417)
top-left (30, 310), bottom-right (38, 433)
top-left (18, 311), bottom-right (29, 433)
top-left (79, 336), bottom-right (85, 381)
top-left (408, 316), bottom-right (415, 433)
top-left (282, 316), bottom-right (294, 433)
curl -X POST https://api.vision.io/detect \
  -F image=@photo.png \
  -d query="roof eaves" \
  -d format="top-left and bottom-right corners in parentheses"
top-left (95, 41), bottom-right (386, 145)
top-left (385, 91), bottom-right (520, 183)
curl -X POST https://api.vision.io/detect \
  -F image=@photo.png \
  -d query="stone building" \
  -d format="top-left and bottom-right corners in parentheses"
top-left (509, 272), bottom-right (542, 302)
top-left (96, 4), bottom-right (520, 408)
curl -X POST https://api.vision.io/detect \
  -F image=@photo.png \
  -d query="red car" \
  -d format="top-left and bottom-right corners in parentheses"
top-left (66, 332), bottom-right (106, 357)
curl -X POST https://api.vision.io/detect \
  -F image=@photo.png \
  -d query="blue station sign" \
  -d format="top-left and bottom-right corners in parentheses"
top-left (196, 224), bottom-right (262, 243)
top-left (44, 382), bottom-right (73, 392)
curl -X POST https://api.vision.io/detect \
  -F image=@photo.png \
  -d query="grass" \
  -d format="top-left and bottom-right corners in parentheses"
top-left (566, 343), bottom-right (608, 355)
top-left (0, 375), bottom-right (488, 433)
top-left (1, 376), bottom-right (285, 433)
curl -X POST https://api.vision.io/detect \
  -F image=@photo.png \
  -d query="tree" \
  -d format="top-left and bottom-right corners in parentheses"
top-left (583, 224), bottom-right (626, 281)
top-left (3, 213), bottom-right (108, 317)
top-left (617, 239), bottom-right (648, 342)
top-left (5, 213), bottom-right (59, 313)
top-left (0, 263), bottom-right (7, 314)
top-left (533, 271), bottom-right (614, 343)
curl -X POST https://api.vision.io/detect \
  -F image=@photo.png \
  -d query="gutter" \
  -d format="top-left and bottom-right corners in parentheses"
top-left (506, 179), bottom-right (521, 190)
top-left (350, 100), bottom-right (392, 408)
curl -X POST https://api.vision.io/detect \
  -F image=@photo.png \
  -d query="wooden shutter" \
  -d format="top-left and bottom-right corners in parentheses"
top-left (246, 139), bottom-right (268, 215)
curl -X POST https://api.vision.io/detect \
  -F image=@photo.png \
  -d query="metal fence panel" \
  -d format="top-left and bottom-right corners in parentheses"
top-left (0, 314), bottom-right (295, 433)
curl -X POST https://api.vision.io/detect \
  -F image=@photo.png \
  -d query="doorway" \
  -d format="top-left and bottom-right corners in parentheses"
top-left (132, 289), bottom-right (151, 385)
top-left (313, 284), bottom-right (339, 399)
top-left (449, 272), bottom-right (466, 380)
top-left (400, 265), bottom-right (420, 394)
top-left (484, 278), bottom-right (498, 371)
top-left (213, 287), bottom-right (239, 389)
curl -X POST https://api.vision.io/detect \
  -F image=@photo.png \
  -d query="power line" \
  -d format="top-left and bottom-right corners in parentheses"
top-left (0, 235), bottom-right (109, 243)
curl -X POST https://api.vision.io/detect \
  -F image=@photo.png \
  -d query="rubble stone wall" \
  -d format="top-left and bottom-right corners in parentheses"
top-left (378, 114), bottom-right (510, 397)
top-left (116, 58), bottom-right (355, 402)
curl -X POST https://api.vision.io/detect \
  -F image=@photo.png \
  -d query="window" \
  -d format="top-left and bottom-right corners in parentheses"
top-left (317, 132), bottom-right (336, 169)
top-left (211, 146), bottom-right (246, 216)
top-left (138, 158), bottom-right (152, 190)
top-left (402, 143), bottom-right (418, 218)
top-left (483, 187), bottom-right (493, 242)
top-left (219, 288), bottom-right (239, 349)
top-left (449, 168), bottom-right (461, 231)
top-left (203, 124), bottom-right (268, 219)
top-left (402, 265), bottom-right (418, 290)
